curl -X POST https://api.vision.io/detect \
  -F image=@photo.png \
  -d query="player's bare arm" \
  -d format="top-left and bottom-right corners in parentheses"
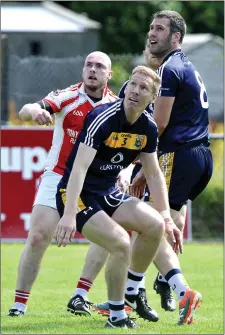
top-left (19, 103), bottom-right (53, 125)
top-left (153, 96), bottom-right (175, 136)
top-left (140, 151), bottom-right (183, 254)
top-left (56, 143), bottom-right (97, 247)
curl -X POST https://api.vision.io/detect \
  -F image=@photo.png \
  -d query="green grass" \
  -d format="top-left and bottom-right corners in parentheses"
top-left (1, 242), bottom-right (224, 334)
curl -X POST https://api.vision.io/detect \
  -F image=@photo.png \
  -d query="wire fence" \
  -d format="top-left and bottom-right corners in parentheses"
top-left (6, 53), bottom-right (135, 121)
top-left (1, 48), bottom-right (223, 240)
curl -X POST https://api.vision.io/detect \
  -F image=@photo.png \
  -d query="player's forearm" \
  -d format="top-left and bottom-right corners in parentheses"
top-left (136, 167), bottom-right (146, 182)
top-left (19, 103), bottom-right (42, 121)
top-left (146, 169), bottom-right (170, 213)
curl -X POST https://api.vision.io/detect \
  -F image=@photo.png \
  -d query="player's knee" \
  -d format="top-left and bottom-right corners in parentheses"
top-left (113, 233), bottom-right (131, 261)
top-left (27, 209), bottom-right (56, 247)
top-left (153, 219), bottom-right (165, 237)
top-left (145, 218), bottom-right (165, 238)
top-left (28, 231), bottom-right (50, 247)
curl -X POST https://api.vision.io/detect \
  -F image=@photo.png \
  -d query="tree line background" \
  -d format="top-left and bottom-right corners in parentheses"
top-left (57, 1), bottom-right (224, 54)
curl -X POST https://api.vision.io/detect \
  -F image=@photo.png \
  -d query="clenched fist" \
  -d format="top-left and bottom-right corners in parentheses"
top-left (32, 109), bottom-right (53, 126)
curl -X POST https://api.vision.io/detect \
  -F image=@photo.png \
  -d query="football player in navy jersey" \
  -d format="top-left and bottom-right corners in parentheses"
top-left (64, 40), bottom-right (204, 325)
top-left (92, 10), bottom-right (211, 324)
top-left (130, 10), bottom-right (213, 315)
top-left (63, 51), bottom-right (162, 322)
top-left (55, 66), bottom-right (183, 328)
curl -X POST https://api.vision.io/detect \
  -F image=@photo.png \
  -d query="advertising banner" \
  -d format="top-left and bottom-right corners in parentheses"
top-left (1, 126), bottom-right (192, 242)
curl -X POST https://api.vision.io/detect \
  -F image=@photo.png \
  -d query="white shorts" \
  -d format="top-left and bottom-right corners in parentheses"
top-left (33, 170), bottom-right (62, 209)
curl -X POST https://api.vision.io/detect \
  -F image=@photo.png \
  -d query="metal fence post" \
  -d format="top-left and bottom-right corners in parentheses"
top-left (1, 34), bottom-right (9, 124)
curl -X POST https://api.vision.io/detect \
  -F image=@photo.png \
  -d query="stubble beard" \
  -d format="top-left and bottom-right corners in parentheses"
top-left (85, 84), bottom-right (98, 92)
top-left (149, 35), bottom-right (173, 59)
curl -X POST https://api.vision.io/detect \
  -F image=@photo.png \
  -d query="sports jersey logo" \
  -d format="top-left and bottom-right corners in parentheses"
top-left (83, 207), bottom-right (93, 215)
top-left (73, 110), bottom-right (84, 116)
top-left (134, 135), bottom-right (144, 149)
top-left (100, 164), bottom-right (123, 171)
top-left (53, 90), bottom-right (60, 96)
top-left (104, 132), bottom-right (147, 150)
top-left (67, 128), bottom-right (79, 138)
top-left (111, 152), bottom-right (124, 163)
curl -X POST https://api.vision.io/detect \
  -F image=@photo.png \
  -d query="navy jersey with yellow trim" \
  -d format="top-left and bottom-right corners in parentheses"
top-left (60, 99), bottom-right (158, 195)
top-left (157, 49), bottom-right (210, 153)
top-left (118, 81), bottom-right (154, 116)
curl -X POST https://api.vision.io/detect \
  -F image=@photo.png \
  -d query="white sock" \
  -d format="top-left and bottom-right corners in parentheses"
top-left (157, 272), bottom-right (167, 283)
top-left (73, 288), bottom-right (89, 301)
top-left (125, 269), bottom-right (145, 295)
top-left (167, 273), bottom-right (189, 302)
top-left (13, 302), bottom-right (27, 312)
top-left (108, 300), bottom-right (127, 322)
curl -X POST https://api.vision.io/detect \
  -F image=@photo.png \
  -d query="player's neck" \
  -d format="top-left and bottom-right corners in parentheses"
top-left (124, 107), bottom-right (143, 125)
top-left (84, 85), bottom-right (105, 99)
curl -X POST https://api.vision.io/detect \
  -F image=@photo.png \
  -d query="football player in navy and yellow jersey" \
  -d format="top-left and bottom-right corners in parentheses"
top-left (55, 66), bottom-right (183, 329)
top-left (92, 11), bottom-right (210, 326)
top-left (64, 51), bottom-right (162, 322)
top-left (130, 10), bottom-right (212, 319)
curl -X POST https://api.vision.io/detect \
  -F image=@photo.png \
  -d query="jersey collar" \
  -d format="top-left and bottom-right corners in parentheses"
top-left (78, 82), bottom-right (110, 99)
top-left (161, 48), bottom-right (182, 65)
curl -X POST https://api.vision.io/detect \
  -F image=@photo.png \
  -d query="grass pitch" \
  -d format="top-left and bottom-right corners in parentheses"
top-left (1, 242), bottom-right (224, 334)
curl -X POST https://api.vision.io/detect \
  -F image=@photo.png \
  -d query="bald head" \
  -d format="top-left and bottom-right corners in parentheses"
top-left (82, 51), bottom-right (113, 97)
top-left (85, 51), bottom-right (112, 70)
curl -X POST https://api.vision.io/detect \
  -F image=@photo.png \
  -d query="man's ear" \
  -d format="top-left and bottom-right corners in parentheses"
top-left (172, 31), bottom-right (180, 43)
top-left (108, 71), bottom-right (113, 79)
top-left (151, 93), bottom-right (158, 104)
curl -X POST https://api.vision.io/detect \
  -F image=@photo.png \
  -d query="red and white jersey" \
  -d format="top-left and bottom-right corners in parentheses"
top-left (43, 82), bottom-right (118, 175)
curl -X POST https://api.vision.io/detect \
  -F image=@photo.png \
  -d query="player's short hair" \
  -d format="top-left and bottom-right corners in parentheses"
top-left (131, 65), bottom-right (161, 96)
top-left (153, 10), bottom-right (186, 43)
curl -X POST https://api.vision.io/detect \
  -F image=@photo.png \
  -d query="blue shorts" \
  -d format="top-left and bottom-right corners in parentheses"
top-left (133, 144), bottom-right (213, 211)
top-left (56, 188), bottom-right (132, 233)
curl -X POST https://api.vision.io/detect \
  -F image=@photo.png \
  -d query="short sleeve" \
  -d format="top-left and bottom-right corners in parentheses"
top-left (158, 65), bottom-right (180, 97)
top-left (43, 87), bottom-right (75, 113)
top-left (141, 116), bottom-right (158, 153)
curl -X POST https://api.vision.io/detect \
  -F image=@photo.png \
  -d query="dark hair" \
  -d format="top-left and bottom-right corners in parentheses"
top-left (153, 10), bottom-right (186, 43)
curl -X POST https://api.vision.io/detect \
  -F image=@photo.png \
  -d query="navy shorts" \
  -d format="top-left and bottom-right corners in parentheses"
top-left (142, 144), bottom-right (213, 211)
top-left (56, 187), bottom-right (132, 233)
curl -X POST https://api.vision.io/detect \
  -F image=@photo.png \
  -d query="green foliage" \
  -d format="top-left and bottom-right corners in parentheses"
top-left (159, 1), bottom-right (224, 37)
top-left (1, 243), bottom-right (224, 334)
top-left (56, 1), bottom-right (224, 53)
top-left (109, 54), bottom-right (134, 94)
top-left (192, 138), bottom-right (224, 239)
